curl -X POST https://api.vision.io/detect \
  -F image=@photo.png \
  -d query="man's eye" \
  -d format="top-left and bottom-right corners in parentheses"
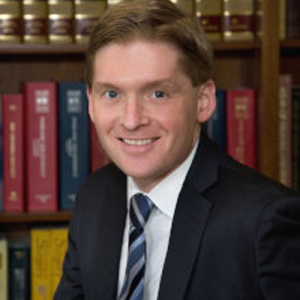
top-left (152, 91), bottom-right (165, 98)
top-left (105, 90), bottom-right (119, 99)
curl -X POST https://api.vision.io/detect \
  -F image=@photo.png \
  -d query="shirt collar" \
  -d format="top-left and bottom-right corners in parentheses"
top-left (127, 139), bottom-right (199, 219)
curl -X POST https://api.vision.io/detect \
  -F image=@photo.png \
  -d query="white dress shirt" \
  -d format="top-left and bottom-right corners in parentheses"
top-left (118, 141), bottom-right (198, 300)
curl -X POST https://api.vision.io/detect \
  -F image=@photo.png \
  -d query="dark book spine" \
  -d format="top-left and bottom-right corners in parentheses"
top-left (58, 81), bottom-right (89, 210)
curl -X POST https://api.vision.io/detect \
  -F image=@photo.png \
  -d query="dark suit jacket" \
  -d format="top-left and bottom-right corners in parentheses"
top-left (54, 133), bottom-right (300, 300)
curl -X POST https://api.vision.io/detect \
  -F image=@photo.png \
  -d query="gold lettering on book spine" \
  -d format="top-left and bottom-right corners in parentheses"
top-left (0, 0), bottom-right (21, 43)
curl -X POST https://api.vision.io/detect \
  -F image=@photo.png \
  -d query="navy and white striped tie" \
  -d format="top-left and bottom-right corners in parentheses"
top-left (119, 193), bottom-right (153, 300)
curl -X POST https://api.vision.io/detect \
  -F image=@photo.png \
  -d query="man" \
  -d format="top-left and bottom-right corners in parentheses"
top-left (54, 0), bottom-right (300, 299)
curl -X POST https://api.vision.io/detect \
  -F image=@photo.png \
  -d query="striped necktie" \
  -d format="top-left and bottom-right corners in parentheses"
top-left (119, 193), bottom-right (153, 300)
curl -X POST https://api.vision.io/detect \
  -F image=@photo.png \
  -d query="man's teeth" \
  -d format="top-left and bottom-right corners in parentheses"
top-left (123, 138), bottom-right (154, 145)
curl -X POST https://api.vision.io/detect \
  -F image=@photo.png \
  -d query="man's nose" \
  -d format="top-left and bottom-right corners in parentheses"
top-left (120, 96), bottom-right (148, 130)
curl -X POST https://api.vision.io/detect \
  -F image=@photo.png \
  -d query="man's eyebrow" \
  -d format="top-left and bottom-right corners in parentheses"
top-left (93, 82), bottom-right (119, 92)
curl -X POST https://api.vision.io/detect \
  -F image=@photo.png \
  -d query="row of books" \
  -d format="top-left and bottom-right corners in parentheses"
top-left (206, 79), bottom-right (300, 191)
top-left (1, 0), bottom-right (299, 45)
top-left (0, 81), bottom-right (110, 213)
top-left (0, 227), bottom-right (68, 300)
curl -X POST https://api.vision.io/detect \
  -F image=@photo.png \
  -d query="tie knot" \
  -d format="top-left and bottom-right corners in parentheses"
top-left (130, 193), bottom-right (153, 229)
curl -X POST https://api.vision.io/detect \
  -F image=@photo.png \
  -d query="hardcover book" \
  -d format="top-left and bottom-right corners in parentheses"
top-left (24, 82), bottom-right (58, 212)
top-left (58, 81), bottom-right (89, 210)
top-left (23, 0), bottom-right (48, 44)
top-left (292, 86), bottom-right (300, 191)
top-left (223, 0), bottom-right (255, 41)
top-left (2, 94), bottom-right (25, 212)
top-left (286, 0), bottom-right (300, 39)
top-left (74, 0), bottom-right (107, 44)
top-left (205, 89), bottom-right (226, 150)
top-left (0, 235), bottom-right (8, 300)
top-left (0, 0), bottom-right (22, 43)
top-left (226, 88), bottom-right (256, 169)
top-left (50, 227), bottom-right (68, 298)
top-left (279, 75), bottom-right (292, 187)
top-left (31, 228), bottom-right (52, 300)
top-left (196, 0), bottom-right (222, 41)
top-left (48, 0), bottom-right (74, 44)
top-left (9, 238), bottom-right (31, 300)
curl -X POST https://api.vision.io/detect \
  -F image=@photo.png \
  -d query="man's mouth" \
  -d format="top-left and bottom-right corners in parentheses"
top-left (121, 138), bottom-right (157, 146)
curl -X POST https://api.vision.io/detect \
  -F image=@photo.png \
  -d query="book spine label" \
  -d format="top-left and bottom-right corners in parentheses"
top-left (196, 0), bottom-right (222, 40)
top-left (0, 0), bottom-right (22, 43)
top-left (75, 0), bottom-right (106, 44)
top-left (31, 229), bottom-right (52, 300)
top-left (48, 0), bottom-right (74, 44)
top-left (58, 82), bottom-right (89, 210)
top-left (25, 82), bottom-right (58, 212)
top-left (23, 0), bottom-right (48, 44)
top-left (3, 94), bottom-right (24, 212)
top-left (223, 0), bottom-right (254, 41)
top-left (226, 89), bottom-right (256, 169)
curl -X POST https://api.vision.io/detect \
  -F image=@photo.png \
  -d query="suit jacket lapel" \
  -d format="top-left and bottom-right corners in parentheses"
top-left (158, 133), bottom-right (219, 300)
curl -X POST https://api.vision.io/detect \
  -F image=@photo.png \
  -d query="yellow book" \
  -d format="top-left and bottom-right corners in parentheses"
top-left (0, 236), bottom-right (8, 300)
top-left (31, 228), bottom-right (52, 300)
top-left (50, 227), bottom-right (69, 298)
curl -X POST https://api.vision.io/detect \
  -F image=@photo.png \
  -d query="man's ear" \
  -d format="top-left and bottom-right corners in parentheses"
top-left (196, 80), bottom-right (216, 123)
top-left (86, 86), bottom-right (95, 123)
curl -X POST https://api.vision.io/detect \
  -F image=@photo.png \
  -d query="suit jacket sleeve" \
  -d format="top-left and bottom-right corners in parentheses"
top-left (54, 215), bottom-right (85, 300)
top-left (256, 195), bottom-right (300, 298)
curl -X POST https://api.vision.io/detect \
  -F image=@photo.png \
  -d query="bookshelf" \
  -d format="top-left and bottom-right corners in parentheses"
top-left (0, 0), bottom-right (287, 221)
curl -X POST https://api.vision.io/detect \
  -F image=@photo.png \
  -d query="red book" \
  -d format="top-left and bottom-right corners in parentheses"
top-left (226, 89), bottom-right (256, 169)
top-left (90, 121), bottom-right (110, 173)
top-left (2, 94), bottom-right (25, 212)
top-left (24, 82), bottom-right (58, 212)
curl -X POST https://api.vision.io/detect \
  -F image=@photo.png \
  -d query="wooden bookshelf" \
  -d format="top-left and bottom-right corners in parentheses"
top-left (0, 0), bottom-right (290, 225)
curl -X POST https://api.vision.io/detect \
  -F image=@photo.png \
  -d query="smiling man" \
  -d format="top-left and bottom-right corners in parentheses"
top-left (54, 0), bottom-right (300, 300)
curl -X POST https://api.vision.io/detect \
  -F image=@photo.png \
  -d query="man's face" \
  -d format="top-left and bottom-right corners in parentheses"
top-left (88, 39), bottom-right (215, 192)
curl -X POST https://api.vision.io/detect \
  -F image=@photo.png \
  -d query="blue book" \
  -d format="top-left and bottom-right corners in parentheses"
top-left (205, 89), bottom-right (226, 150)
top-left (58, 82), bottom-right (90, 210)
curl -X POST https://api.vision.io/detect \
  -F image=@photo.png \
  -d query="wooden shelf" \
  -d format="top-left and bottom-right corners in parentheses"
top-left (281, 39), bottom-right (300, 49)
top-left (0, 41), bottom-right (260, 55)
top-left (0, 44), bottom-right (87, 55)
top-left (0, 211), bottom-right (72, 224)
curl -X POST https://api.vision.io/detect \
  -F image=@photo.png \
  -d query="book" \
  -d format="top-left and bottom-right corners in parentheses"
top-left (171, 0), bottom-right (194, 16)
top-left (205, 89), bottom-right (226, 150)
top-left (196, 0), bottom-right (222, 41)
top-left (48, 0), bottom-right (74, 44)
top-left (23, 0), bottom-right (48, 44)
top-left (2, 94), bottom-right (25, 212)
top-left (292, 86), bottom-right (300, 191)
top-left (31, 228), bottom-right (52, 300)
top-left (58, 81), bottom-right (90, 210)
top-left (223, 0), bottom-right (255, 41)
top-left (0, 235), bottom-right (8, 300)
top-left (278, 75), bottom-right (292, 187)
top-left (226, 88), bottom-right (256, 169)
top-left (0, 94), bottom-right (3, 212)
top-left (9, 238), bottom-right (31, 300)
top-left (90, 121), bottom-right (110, 172)
top-left (279, 0), bottom-right (286, 40)
top-left (74, 0), bottom-right (107, 44)
top-left (0, 0), bottom-right (22, 44)
top-left (50, 227), bottom-right (68, 298)
top-left (286, 0), bottom-right (300, 39)
top-left (31, 227), bottom-right (68, 300)
top-left (24, 82), bottom-right (58, 212)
